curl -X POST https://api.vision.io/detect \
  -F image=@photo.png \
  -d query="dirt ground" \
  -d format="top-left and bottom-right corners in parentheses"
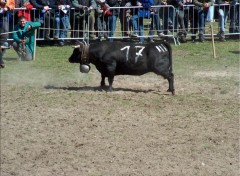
top-left (0, 60), bottom-right (239, 176)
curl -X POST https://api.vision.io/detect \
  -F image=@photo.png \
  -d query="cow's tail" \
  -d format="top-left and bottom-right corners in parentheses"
top-left (163, 41), bottom-right (175, 95)
top-left (163, 41), bottom-right (173, 73)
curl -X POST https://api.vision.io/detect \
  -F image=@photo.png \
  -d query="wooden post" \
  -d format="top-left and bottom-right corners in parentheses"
top-left (210, 22), bottom-right (216, 59)
top-left (33, 30), bottom-right (37, 60)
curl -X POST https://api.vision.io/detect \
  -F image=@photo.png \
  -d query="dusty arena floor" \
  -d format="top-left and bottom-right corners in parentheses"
top-left (0, 45), bottom-right (239, 176)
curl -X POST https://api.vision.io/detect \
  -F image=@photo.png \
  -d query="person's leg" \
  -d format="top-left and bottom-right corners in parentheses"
top-left (108, 15), bottom-right (117, 42)
top-left (54, 13), bottom-right (60, 39)
top-left (0, 42), bottom-right (8, 68)
top-left (131, 15), bottom-right (139, 36)
top-left (89, 14), bottom-right (96, 38)
top-left (148, 15), bottom-right (155, 41)
top-left (23, 47), bottom-right (33, 61)
top-left (198, 10), bottom-right (206, 42)
top-left (139, 17), bottom-right (144, 43)
top-left (218, 9), bottom-right (225, 41)
top-left (59, 15), bottom-right (70, 45)
top-left (44, 12), bottom-right (51, 40)
top-left (12, 42), bottom-right (22, 58)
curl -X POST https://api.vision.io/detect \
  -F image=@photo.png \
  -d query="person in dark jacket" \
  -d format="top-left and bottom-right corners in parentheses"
top-left (191, 0), bottom-right (215, 42)
top-left (131, 0), bottom-right (153, 43)
top-left (216, 0), bottom-right (230, 41)
top-left (106, 0), bottom-right (121, 42)
top-left (148, 0), bottom-right (164, 42)
top-left (119, 0), bottom-right (133, 39)
top-left (70, 0), bottom-right (97, 40)
top-left (50, 0), bottom-right (72, 46)
top-left (0, 0), bottom-right (15, 68)
top-left (30, 0), bottom-right (51, 40)
top-left (229, 0), bottom-right (239, 39)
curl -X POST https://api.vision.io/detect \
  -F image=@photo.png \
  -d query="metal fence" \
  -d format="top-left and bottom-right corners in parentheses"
top-left (1, 3), bottom-right (239, 45)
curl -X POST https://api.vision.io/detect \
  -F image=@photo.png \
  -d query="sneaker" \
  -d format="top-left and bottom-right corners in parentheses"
top-left (147, 38), bottom-right (154, 43)
top-left (44, 35), bottom-right (51, 40)
top-left (59, 42), bottom-right (64, 46)
top-left (158, 32), bottom-right (165, 37)
top-left (89, 34), bottom-right (96, 39)
top-left (98, 36), bottom-right (104, 42)
top-left (131, 33), bottom-right (138, 37)
top-left (53, 36), bottom-right (59, 40)
top-left (218, 31), bottom-right (225, 41)
top-left (0, 59), bottom-right (5, 68)
top-left (199, 35), bottom-right (205, 42)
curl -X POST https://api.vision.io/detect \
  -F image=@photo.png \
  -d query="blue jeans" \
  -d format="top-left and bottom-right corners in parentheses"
top-left (54, 13), bottom-right (70, 43)
top-left (218, 9), bottom-right (225, 32)
top-left (107, 15), bottom-right (118, 42)
top-left (148, 13), bottom-right (162, 39)
top-left (198, 9), bottom-right (207, 34)
top-left (132, 15), bottom-right (144, 42)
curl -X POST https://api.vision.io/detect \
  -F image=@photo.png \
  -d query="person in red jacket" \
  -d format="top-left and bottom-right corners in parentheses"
top-left (0, 0), bottom-right (15, 68)
top-left (18, 0), bottom-right (33, 21)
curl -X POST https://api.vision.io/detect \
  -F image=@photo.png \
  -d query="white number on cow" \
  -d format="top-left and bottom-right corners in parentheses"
top-left (120, 46), bottom-right (145, 63)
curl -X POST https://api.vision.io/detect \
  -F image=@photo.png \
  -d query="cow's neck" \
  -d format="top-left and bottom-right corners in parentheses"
top-left (80, 45), bottom-right (89, 64)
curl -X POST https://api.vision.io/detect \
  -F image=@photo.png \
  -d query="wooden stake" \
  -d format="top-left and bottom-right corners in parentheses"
top-left (33, 30), bottom-right (37, 60)
top-left (210, 22), bottom-right (216, 59)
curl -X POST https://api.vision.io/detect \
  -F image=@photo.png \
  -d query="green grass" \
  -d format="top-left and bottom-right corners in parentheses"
top-left (2, 40), bottom-right (239, 88)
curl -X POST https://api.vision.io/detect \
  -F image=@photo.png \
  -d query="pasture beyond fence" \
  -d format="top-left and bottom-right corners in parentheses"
top-left (1, 4), bottom-right (240, 45)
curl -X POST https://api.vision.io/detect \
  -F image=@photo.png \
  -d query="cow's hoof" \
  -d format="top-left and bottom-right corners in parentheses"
top-left (107, 87), bottom-right (114, 92)
top-left (167, 89), bottom-right (175, 95)
top-left (0, 64), bottom-right (5, 68)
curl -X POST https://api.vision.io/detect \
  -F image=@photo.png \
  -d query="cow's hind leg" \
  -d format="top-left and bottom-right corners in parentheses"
top-left (167, 73), bottom-right (175, 95)
top-left (100, 74), bottom-right (106, 88)
top-left (107, 76), bottom-right (114, 92)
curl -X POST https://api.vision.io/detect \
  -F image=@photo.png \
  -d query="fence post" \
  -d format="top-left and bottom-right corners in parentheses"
top-left (33, 30), bottom-right (37, 60)
top-left (210, 22), bottom-right (216, 59)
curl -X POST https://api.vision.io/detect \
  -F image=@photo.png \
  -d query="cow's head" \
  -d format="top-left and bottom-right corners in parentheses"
top-left (68, 43), bottom-right (84, 64)
top-left (69, 41), bottom-right (91, 73)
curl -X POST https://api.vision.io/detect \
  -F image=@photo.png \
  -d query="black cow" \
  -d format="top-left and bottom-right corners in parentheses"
top-left (68, 41), bottom-right (175, 95)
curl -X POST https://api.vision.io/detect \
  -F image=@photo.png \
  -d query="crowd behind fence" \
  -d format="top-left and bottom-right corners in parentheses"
top-left (1, 2), bottom-right (239, 46)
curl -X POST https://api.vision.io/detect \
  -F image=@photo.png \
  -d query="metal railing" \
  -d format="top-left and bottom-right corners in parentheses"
top-left (0, 3), bottom-right (239, 45)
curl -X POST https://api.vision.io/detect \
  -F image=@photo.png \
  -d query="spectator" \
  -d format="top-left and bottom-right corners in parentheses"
top-left (106, 0), bottom-right (121, 42)
top-left (191, 0), bottom-right (215, 42)
top-left (216, 0), bottom-right (230, 41)
top-left (50, 0), bottom-right (72, 46)
top-left (119, 0), bottom-right (133, 39)
top-left (160, 0), bottom-right (187, 43)
top-left (131, 0), bottom-right (153, 43)
top-left (70, 0), bottom-right (97, 40)
top-left (176, 0), bottom-right (188, 43)
top-left (30, 0), bottom-right (51, 40)
top-left (229, 0), bottom-right (239, 38)
top-left (159, 0), bottom-right (174, 39)
top-left (0, 0), bottom-right (15, 67)
top-left (148, 0), bottom-right (165, 42)
top-left (0, 40), bottom-right (9, 68)
top-left (12, 15), bottom-right (41, 60)
top-left (18, 0), bottom-right (33, 21)
top-left (94, 0), bottom-right (110, 41)
top-left (183, 0), bottom-right (192, 33)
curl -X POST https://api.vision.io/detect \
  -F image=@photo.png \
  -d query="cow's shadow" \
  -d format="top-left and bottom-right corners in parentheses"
top-left (229, 51), bottom-right (240, 54)
top-left (44, 85), bottom-right (161, 94)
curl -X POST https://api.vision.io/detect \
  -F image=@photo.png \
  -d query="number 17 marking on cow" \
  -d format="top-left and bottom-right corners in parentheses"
top-left (120, 46), bottom-right (145, 63)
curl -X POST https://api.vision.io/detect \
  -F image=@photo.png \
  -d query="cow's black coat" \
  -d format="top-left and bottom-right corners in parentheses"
top-left (69, 41), bottom-right (175, 94)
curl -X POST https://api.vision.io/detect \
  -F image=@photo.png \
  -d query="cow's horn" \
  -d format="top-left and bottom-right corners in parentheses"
top-left (72, 45), bottom-right (80, 48)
